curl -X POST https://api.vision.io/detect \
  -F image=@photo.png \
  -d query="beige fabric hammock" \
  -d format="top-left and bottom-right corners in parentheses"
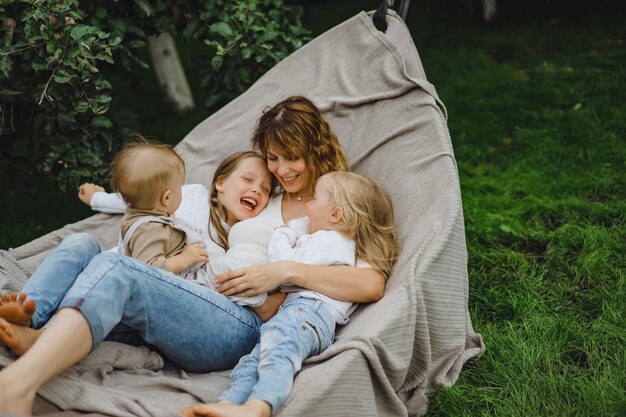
top-left (0, 10), bottom-right (484, 417)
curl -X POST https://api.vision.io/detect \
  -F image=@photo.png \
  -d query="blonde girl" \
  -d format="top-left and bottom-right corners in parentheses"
top-left (192, 171), bottom-right (399, 417)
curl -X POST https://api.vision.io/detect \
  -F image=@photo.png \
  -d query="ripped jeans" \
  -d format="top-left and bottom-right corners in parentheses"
top-left (220, 297), bottom-right (336, 414)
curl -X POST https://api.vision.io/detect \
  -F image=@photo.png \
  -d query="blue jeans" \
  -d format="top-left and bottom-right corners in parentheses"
top-left (22, 233), bottom-right (262, 372)
top-left (220, 298), bottom-right (335, 413)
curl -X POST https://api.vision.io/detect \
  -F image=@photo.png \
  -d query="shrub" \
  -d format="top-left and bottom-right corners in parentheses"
top-left (0, 0), bottom-right (309, 190)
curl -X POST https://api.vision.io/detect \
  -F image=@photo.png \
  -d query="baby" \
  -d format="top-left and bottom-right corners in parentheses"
top-left (110, 140), bottom-right (271, 306)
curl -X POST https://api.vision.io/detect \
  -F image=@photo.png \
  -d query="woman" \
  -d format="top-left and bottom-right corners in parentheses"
top-left (0, 96), bottom-right (385, 415)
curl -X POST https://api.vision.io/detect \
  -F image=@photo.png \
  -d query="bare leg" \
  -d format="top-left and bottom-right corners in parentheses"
top-left (0, 292), bottom-right (36, 326)
top-left (0, 318), bottom-right (42, 356)
top-left (186, 400), bottom-right (271, 417)
top-left (0, 308), bottom-right (92, 415)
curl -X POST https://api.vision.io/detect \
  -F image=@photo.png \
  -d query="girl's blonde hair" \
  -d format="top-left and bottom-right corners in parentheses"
top-left (109, 138), bottom-right (184, 209)
top-left (323, 172), bottom-right (399, 279)
top-left (209, 151), bottom-right (277, 250)
top-left (251, 96), bottom-right (348, 195)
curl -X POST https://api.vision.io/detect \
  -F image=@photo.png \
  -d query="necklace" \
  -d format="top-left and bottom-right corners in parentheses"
top-left (292, 193), bottom-right (311, 202)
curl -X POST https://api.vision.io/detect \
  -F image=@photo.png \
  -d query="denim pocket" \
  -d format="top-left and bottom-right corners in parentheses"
top-left (304, 320), bottom-right (323, 355)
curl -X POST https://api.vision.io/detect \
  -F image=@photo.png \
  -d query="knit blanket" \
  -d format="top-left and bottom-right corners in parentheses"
top-left (0, 11), bottom-right (484, 417)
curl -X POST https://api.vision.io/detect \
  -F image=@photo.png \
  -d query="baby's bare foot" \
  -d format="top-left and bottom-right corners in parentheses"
top-left (0, 292), bottom-right (36, 326)
top-left (0, 317), bottom-right (41, 356)
top-left (185, 400), bottom-right (270, 417)
top-left (184, 403), bottom-right (248, 417)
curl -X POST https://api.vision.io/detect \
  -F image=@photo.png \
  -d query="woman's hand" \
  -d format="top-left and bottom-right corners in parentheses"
top-left (215, 262), bottom-right (297, 298)
top-left (78, 183), bottom-right (105, 206)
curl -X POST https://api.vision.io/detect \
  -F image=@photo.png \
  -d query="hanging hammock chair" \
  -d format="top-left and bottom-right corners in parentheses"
top-left (0, 7), bottom-right (484, 417)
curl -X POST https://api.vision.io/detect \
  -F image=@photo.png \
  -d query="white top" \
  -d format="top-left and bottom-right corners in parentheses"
top-left (269, 227), bottom-right (358, 325)
top-left (208, 195), bottom-right (287, 276)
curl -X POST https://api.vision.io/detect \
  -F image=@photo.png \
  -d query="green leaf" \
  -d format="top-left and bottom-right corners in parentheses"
top-left (109, 19), bottom-right (128, 37)
top-left (109, 36), bottom-right (122, 46)
top-left (76, 100), bottom-right (90, 113)
top-left (71, 25), bottom-right (99, 41)
top-left (205, 94), bottom-right (221, 108)
top-left (128, 39), bottom-right (146, 49)
top-left (95, 7), bottom-right (107, 18)
top-left (91, 116), bottom-right (112, 128)
top-left (32, 60), bottom-right (47, 71)
top-left (135, 0), bottom-right (152, 17)
top-left (93, 94), bottom-right (112, 104)
top-left (53, 74), bottom-right (72, 84)
top-left (210, 22), bottom-right (234, 38)
top-left (57, 112), bottom-right (76, 127)
top-left (211, 55), bottom-right (223, 71)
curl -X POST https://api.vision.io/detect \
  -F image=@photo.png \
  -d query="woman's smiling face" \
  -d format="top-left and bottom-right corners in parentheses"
top-left (265, 147), bottom-right (309, 194)
top-left (216, 157), bottom-right (272, 225)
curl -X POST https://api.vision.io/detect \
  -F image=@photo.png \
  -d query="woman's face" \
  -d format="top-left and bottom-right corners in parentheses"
top-left (216, 157), bottom-right (272, 226)
top-left (266, 147), bottom-right (309, 194)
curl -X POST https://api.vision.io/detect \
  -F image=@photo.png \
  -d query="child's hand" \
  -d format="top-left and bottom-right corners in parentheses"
top-left (78, 183), bottom-right (105, 206)
top-left (165, 244), bottom-right (208, 274)
top-left (182, 243), bottom-right (209, 265)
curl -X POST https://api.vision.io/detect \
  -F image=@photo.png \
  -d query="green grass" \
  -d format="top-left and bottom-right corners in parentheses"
top-left (1, 1), bottom-right (624, 415)
top-left (408, 4), bottom-right (626, 417)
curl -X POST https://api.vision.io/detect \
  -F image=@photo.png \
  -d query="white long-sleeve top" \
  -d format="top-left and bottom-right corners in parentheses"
top-left (268, 227), bottom-right (359, 325)
top-left (92, 184), bottom-right (225, 259)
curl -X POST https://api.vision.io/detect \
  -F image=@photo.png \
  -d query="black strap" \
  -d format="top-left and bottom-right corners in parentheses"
top-left (372, 0), bottom-right (388, 32)
top-left (373, 0), bottom-right (412, 31)
top-left (397, 0), bottom-right (411, 20)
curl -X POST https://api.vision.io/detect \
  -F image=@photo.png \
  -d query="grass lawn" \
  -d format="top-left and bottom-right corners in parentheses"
top-left (1, 1), bottom-right (624, 416)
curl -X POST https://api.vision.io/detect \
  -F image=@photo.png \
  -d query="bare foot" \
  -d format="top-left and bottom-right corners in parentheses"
top-left (186, 400), bottom-right (270, 417)
top-left (0, 317), bottom-right (42, 356)
top-left (0, 292), bottom-right (36, 326)
top-left (185, 403), bottom-right (251, 417)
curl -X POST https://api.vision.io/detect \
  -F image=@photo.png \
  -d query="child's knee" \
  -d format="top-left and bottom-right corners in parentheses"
top-left (61, 233), bottom-right (100, 254)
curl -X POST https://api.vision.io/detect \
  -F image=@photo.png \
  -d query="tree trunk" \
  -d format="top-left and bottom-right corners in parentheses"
top-left (147, 33), bottom-right (195, 112)
top-left (482, 0), bottom-right (497, 21)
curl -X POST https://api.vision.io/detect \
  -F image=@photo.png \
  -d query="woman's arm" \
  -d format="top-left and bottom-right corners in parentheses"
top-left (216, 262), bottom-right (385, 303)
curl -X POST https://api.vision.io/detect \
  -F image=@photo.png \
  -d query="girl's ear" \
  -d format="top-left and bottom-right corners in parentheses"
top-left (215, 177), bottom-right (224, 192)
top-left (329, 206), bottom-right (344, 224)
top-left (161, 189), bottom-right (172, 207)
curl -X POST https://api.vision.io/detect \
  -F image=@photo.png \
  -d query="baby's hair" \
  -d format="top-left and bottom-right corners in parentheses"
top-left (209, 151), bottom-right (277, 250)
top-left (323, 172), bottom-right (399, 279)
top-left (109, 137), bottom-right (185, 209)
top-left (251, 96), bottom-right (348, 195)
